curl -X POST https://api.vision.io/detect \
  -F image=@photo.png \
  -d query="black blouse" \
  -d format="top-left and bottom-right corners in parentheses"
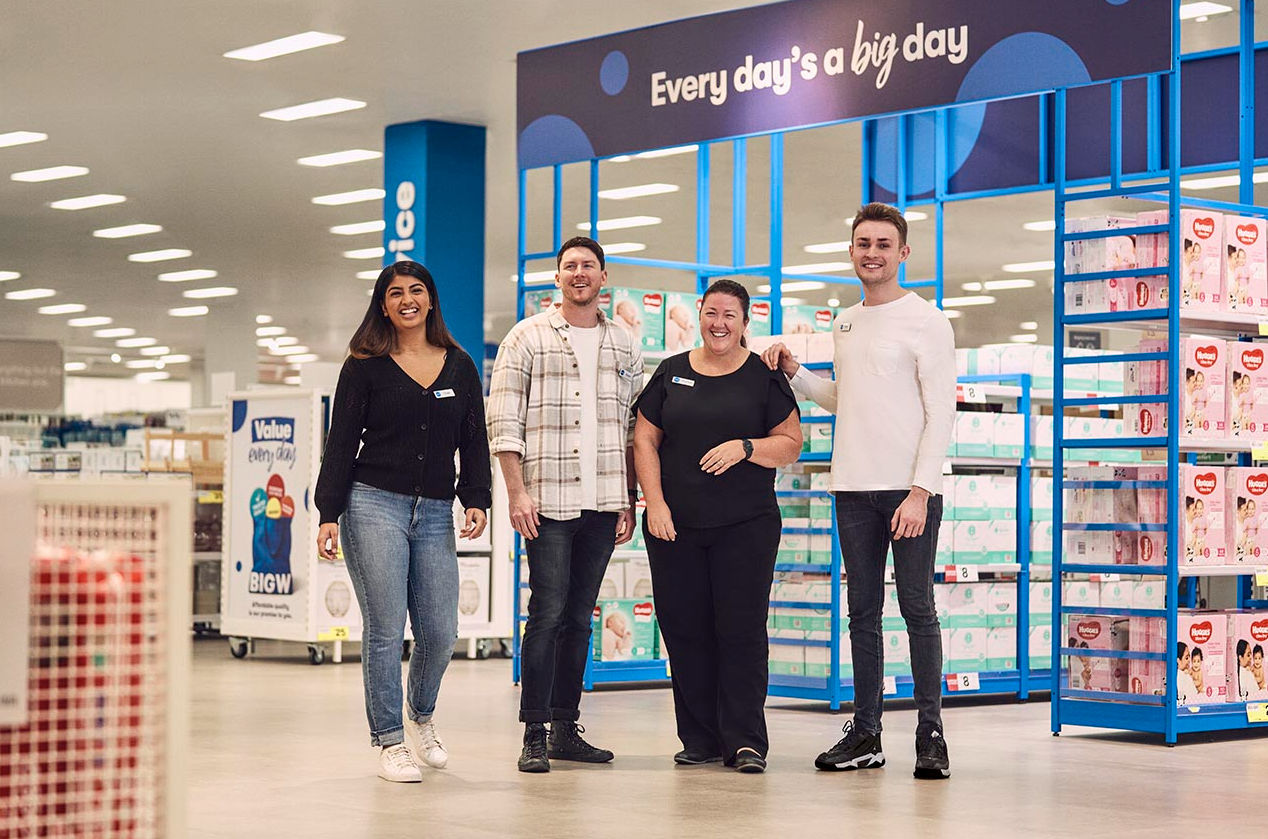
top-left (314, 349), bottom-right (492, 524)
top-left (635, 351), bottom-right (799, 529)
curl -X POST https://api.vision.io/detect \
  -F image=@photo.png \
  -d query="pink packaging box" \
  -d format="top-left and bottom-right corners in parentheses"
top-left (1226, 611), bottom-right (1268, 701)
top-left (1066, 615), bottom-right (1128, 692)
top-left (1128, 616), bottom-right (1167, 697)
top-left (1134, 210), bottom-right (1170, 310)
top-left (1128, 339), bottom-right (1169, 437)
top-left (1180, 209), bottom-right (1225, 311)
top-left (1222, 216), bottom-right (1268, 314)
top-left (1177, 611), bottom-right (1229, 704)
top-left (1228, 343), bottom-right (1268, 437)
top-left (1226, 468), bottom-right (1268, 564)
top-left (1064, 217), bottom-right (1137, 314)
top-left (1136, 466), bottom-right (1169, 526)
top-left (1136, 531), bottom-right (1167, 567)
top-left (1181, 337), bottom-right (1227, 438)
top-left (1181, 464), bottom-right (1227, 566)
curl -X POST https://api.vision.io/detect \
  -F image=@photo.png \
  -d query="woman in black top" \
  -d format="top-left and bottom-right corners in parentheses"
top-left (313, 260), bottom-right (491, 783)
top-left (633, 279), bottom-right (802, 773)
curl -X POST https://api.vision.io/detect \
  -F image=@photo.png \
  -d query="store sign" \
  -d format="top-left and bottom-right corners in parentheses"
top-left (517, 0), bottom-right (1171, 168)
top-left (0, 339), bottom-right (63, 411)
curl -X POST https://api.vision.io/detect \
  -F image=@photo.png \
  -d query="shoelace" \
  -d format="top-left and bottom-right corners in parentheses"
top-left (384, 745), bottom-right (416, 770)
top-left (834, 720), bottom-right (858, 747)
top-left (419, 722), bottom-right (444, 750)
top-left (525, 731), bottom-right (548, 758)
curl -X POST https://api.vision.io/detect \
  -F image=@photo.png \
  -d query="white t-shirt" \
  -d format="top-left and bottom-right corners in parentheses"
top-left (569, 324), bottom-right (602, 510)
top-left (789, 292), bottom-right (956, 493)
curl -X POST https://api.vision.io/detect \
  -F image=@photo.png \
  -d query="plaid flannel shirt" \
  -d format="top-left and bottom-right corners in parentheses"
top-left (488, 307), bottom-right (643, 520)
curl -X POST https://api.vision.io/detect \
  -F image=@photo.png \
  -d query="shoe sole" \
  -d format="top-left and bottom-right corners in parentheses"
top-left (913, 766), bottom-right (951, 780)
top-left (378, 773), bottom-right (422, 783)
top-left (517, 760), bottom-right (550, 773)
top-left (674, 755), bottom-right (724, 765)
top-left (814, 753), bottom-right (886, 772)
top-left (547, 751), bottom-right (614, 763)
top-left (735, 762), bottom-right (766, 774)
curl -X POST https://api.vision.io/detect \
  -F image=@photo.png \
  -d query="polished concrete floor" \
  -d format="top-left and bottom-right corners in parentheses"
top-left (189, 637), bottom-right (1268, 839)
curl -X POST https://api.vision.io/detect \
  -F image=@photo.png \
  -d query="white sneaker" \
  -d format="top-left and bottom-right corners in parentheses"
top-left (378, 744), bottom-right (422, 783)
top-left (407, 719), bottom-right (449, 769)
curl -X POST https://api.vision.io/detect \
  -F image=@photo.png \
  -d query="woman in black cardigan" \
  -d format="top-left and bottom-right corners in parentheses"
top-left (314, 260), bottom-right (491, 783)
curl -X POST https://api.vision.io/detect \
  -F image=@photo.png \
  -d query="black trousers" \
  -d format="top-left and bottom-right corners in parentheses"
top-left (644, 511), bottom-right (781, 761)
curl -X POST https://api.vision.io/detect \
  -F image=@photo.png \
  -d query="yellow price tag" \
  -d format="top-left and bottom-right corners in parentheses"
top-left (1259, 322), bottom-right (1268, 337)
top-left (196, 490), bottom-right (224, 504)
top-left (1253, 443), bottom-right (1268, 462)
top-left (1255, 569), bottom-right (1268, 587)
top-left (1247, 702), bottom-right (1268, 724)
top-left (317, 626), bottom-right (350, 642)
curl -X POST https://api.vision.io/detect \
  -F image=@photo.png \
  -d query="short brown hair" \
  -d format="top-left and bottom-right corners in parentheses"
top-left (557, 236), bottom-right (605, 270)
top-left (850, 202), bottom-right (908, 246)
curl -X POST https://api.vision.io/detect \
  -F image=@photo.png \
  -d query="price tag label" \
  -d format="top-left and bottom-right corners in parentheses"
top-left (944, 565), bottom-right (979, 582)
top-left (961, 384), bottom-right (986, 404)
top-left (1254, 443), bottom-right (1268, 462)
top-left (1254, 569), bottom-right (1268, 587)
top-left (317, 626), bottom-right (350, 642)
top-left (883, 676), bottom-right (898, 695)
top-left (1091, 574), bottom-right (1120, 583)
top-left (1259, 322), bottom-right (1268, 337)
top-left (1247, 702), bottom-right (1268, 724)
top-left (946, 672), bottom-right (981, 692)
top-left (196, 490), bottom-right (224, 504)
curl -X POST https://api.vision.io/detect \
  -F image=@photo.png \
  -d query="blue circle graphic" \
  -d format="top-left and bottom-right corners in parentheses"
top-left (600, 51), bottom-right (629, 95)
top-left (956, 33), bottom-right (1091, 104)
top-left (870, 105), bottom-right (986, 198)
top-left (518, 115), bottom-right (596, 169)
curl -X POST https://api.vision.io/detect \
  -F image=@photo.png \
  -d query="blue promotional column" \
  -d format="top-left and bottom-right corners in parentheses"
top-left (383, 120), bottom-right (486, 359)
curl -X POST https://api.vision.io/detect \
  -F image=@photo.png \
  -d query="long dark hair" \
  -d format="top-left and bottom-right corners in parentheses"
top-left (702, 279), bottom-right (751, 348)
top-left (349, 261), bottom-right (459, 358)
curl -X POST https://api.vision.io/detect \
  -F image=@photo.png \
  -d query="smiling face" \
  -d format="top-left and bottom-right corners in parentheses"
top-left (556, 246), bottom-right (607, 308)
top-left (381, 271), bottom-right (430, 334)
top-left (698, 291), bottom-right (746, 356)
top-left (850, 219), bottom-right (910, 290)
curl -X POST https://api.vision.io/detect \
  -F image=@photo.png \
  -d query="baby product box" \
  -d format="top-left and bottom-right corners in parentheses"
top-left (1031, 345), bottom-right (1056, 390)
top-left (1063, 581), bottom-right (1101, 609)
top-left (782, 304), bottom-right (836, 334)
top-left (882, 630), bottom-right (913, 676)
top-left (954, 475), bottom-right (992, 521)
top-left (1063, 216), bottom-right (1137, 314)
top-left (662, 291), bottom-right (702, 353)
top-left (1066, 615), bottom-right (1128, 692)
top-left (522, 289), bottom-right (559, 316)
top-left (1065, 530), bottom-right (1115, 566)
top-left (936, 523), bottom-right (955, 564)
top-left (1222, 215), bottom-right (1268, 314)
top-left (1133, 578), bottom-right (1167, 610)
top-left (943, 582), bottom-right (989, 627)
top-left (945, 628), bottom-right (988, 672)
top-left (747, 300), bottom-right (772, 338)
top-left (963, 346), bottom-right (1002, 377)
top-left (809, 423), bottom-right (833, 454)
top-left (1029, 582), bottom-right (1054, 622)
top-left (598, 599), bottom-right (656, 661)
top-left (984, 520), bottom-right (1017, 564)
top-left (610, 288), bottom-right (665, 353)
top-left (986, 582), bottom-right (1018, 628)
top-left (1226, 467), bottom-right (1268, 564)
top-left (952, 522), bottom-right (989, 565)
top-left (804, 332), bottom-right (834, 364)
top-left (1127, 616), bottom-right (1166, 697)
top-left (1128, 338), bottom-right (1169, 438)
top-left (1229, 342), bottom-right (1268, 437)
top-left (1031, 415), bottom-right (1054, 460)
top-left (1136, 465), bottom-right (1169, 525)
top-left (954, 412), bottom-right (995, 458)
top-left (1032, 476), bottom-right (1054, 520)
top-left (1181, 337), bottom-right (1227, 438)
top-left (625, 556), bottom-right (653, 598)
top-left (1181, 464), bottom-right (1227, 566)
top-left (1133, 209), bottom-right (1170, 311)
top-left (1176, 610), bottom-right (1229, 704)
top-left (1135, 530), bottom-right (1168, 568)
top-left (986, 627), bottom-right (1018, 671)
top-left (1180, 209), bottom-right (1225, 311)
top-left (1226, 611), bottom-right (1268, 701)
top-left (768, 643), bottom-right (805, 677)
top-left (1099, 580), bottom-right (1134, 611)
top-left (993, 413), bottom-right (1025, 460)
top-left (597, 561), bottom-right (625, 601)
top-left (1030, 625), bottom-right (1053, 670)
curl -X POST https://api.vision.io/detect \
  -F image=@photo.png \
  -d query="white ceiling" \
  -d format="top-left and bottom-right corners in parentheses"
top-left (0, 2), bottom-right (1254, 389)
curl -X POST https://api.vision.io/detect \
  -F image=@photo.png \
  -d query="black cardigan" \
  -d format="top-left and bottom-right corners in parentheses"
top-left (314, 349), bottom-right (492, 524)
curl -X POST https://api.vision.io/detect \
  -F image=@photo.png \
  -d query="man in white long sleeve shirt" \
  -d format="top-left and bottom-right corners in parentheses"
top-left (762, 202), bottom-right (956, 780)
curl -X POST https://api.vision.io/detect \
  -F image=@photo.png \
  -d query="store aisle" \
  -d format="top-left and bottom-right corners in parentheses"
top-left (189, 638), bottom-right (1268, 838)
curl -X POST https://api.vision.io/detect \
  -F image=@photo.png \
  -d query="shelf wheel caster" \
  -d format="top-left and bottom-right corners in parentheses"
top-left (308, 645), bottom-right (327, 665)
top-left (228, 637), bottom-right (249, 659)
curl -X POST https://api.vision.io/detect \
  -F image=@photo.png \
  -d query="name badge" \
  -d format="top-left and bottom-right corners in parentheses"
top-left (839, 322), bottom-right (852, 332)
top-left (618, 368), bottom-right (639, 380)
top-left (434, 388), bottom-right (456, 399)
top-left (671, 376), bottom-right (695, 387)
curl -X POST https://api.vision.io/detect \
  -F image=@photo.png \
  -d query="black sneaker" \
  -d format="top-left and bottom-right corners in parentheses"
top-left (733, 748), bottom-right (766, 774)
top-left (674, 747), bottom-right (724, 766)
top-left (814, 720), bottom-right (885, 771)
top-left (547, 721), bottom-right (614, 763)
top-left (913, 729), bottom-right (950, 779)
top-left (517, 723), bottom-right (550, 773)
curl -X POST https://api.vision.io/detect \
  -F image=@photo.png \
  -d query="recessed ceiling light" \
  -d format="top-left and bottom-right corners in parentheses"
top-left (158, 268), bottom-right (217, 282)
top-left (135, 371), bottom-right (171, 382)
top-left (128, 248), bottom-right (191, 263)
top-left (11, 165), bottom-right (88, 183)
top-left (224, 31), bottom-right (345, 61)
top-left (312, 188), bottom-right (385, 206)
top-left (1179, 3), bottom-right (1234, 21)
top-left (160, 354), bottom-right (191, 364)
top-left (93, 223), bottom-right (163, 239)
top-left (961, 282), bottom-right (983, 292)
top-left (182, 286), bottom-right (238, 299)
top-left (1002, 260), bottom-right (1054, 273)
top-left (904, 211), bottom-right (928, 222)
top-left (110, 353), bottom-right (121, 363)
top-left (783, 262), bottom-right (852, 274)
top-left (598, 183), bottom-right (679, 200)
top-left (0, 131), bottom-right (48, 148)
top-left (521, 270), bottom-right (557, 282)
top-left (330, 220), bottom-right (386, 236)
top-left (984, 279), bottom-right (1037, 291)
top-left (758, 281), bottom-right (827, 292)
top-left (0, 271), bottom-right (20, 281)
top-left (299, 149), bottom-right (382, 167)
top-left (117, 337), bottom-right (157, 348)
top-left (94, 327), bottom-right (135, 338)
top-left (4, 288), bottom-right (56, 300)
top-left (599, 242), bottom-right (646, 255)
top-left (357, 270), bottom-right (381, 280)
top-left (168, 306), bottom-right (209, 317)
top-left (260, 98), bottom-right (366, 122)
top-left (780, 297), bottom-right (806, 305)
top-left (1020, 321), bottom-right (1039, 330)
top-left (272, 345), bottom-right (311, 356)
top-left (803, 241), bottom-right (852, 254)
top-left (1180, 172), bottom-right (1268, 190)
top-left (1009, 333), bottom-right (1040, 344)
top-left (69, 316), bottom-right (112, 327)
top-left (827, 297), bottom-right (841, 307)
top-left (38, 303), bottom-right (86, 315)
top-left (50, 194), bottom-right (126, 210)
top-left (344, 247), bottom-right (385, 260)
top-left (63, 361), bottom-right (87, 372)
top-left (256, 327), bottom-right (286, 337)
top-left (576, 216), bottom-right (661, 232)
top-left (255, 315), bottom-right (274, 324)
top-left (287, 353), bottom-right (320, 364)
top-left (943, 310), bottom-right (962, 319)
top-left (139, 346), bottom-right (171, 356)
top-left (1023, 220), bottom-right (1056, 232)
top-left (941, 295), bottom-right (997, 307)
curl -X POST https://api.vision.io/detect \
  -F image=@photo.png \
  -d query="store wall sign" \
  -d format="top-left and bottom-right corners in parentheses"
top-left (0, 339), bottom-right (63, 411)
top-left (517, 0), bottom-right (1171, 168)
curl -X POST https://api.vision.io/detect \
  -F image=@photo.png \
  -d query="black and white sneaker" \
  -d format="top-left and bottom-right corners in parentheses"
top-left (814, 720), bottom-right (885, 771)
top-left (548, 721), bottom-right (614, 763)
top-left (913, 729), bottom-right (951, 779)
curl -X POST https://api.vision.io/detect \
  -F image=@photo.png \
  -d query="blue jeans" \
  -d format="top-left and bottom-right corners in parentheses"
top-left (836, 491), bottom-right (944, 737)
top-left (519, 511), bottom-right (617, 724)
top-left (341, 483), bottom-right (459, 747)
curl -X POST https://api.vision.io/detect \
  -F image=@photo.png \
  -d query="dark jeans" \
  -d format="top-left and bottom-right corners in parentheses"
top-left (519, 511), bottom-right (617, 724)
top-left (644, 511), bottom-right (781, 762)
top-left (836, 490), bottom-right (944, 737)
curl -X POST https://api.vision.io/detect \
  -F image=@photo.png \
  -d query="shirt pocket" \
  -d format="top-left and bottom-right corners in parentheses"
top-left (865, 341), bottom-right (904, 376)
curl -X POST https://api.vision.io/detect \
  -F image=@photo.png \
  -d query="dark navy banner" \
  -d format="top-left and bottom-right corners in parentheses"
top-left (517, 0), bottom-right (1172, 169)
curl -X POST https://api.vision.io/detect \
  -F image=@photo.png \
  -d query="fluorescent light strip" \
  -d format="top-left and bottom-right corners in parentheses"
top-left (38, 303), bottom-right (86, 315)
top-left (803, 241), bottom-right (851, 254)
top-left (64, 362), bottom-right (88, 372)
top-left (1181, 171), bottom-right (1268, 190)
top-left (961, 282), bottom-right (983, 292)
top-left (139, 346), bottom-right (171, 356)
top-left (299, 149), bottom-right (381, 167)
top-left (4, 288), bottom-right (55, 300)
top-left (313, 188), bottom-right (384, 206)
top-left (576, 216), bottom-right (661, 232)
top-left (69, 317), bottom-right (112, 327)
top-left (182, 286), bottom-right (238, 299)
top-left (943, 310), bottom-right (962, 319)
top-left (158, 269), bottom-right (217, 282)
top-left (255, 315), bottom-right (273, 324)
top-left (93, 223), bottom-right (162, 239)
top-left (904, 211), bottom-right (928, 222)
top-left (330, 220), bottom-right (385, 235)
top-left (1002, 260), bottom-right (1054, 273)
top-left (272, 345), bottom-right (310, 356)
top-left (757, 281), bottom-right (827, 292)
top-left (1020, 321), bottom-right (1039, 330)
top-left (117, 337), bottom-right (156, 348)
top-left (169, 306), bottom-right (209, 317)
top-left (128, 248), bottom-right (191, 263)
top-left (256, 327), bottom-right (286, 337)
top-left (599, 242), bottom-right (646, 255)
top-left (224, 31), bottom-right (345, 61)
top-left (1023, 220), bottom-right (1056, 232)
top-left (632, 145), bottom-right (698, 160)
top-left (287, 354), bottom-right (320, 364)
top-left (135, 372), bottom-right (171, 382)
top-left (1179, 3), bottom-right (1234, 21)
top-left (1009, 333), bottom-right (1040, 344)
top-left (597, 183), bottom-right (679, 200)
top-left (522, 270), bottom-right (557, 282)
top-left (781, 297), bottom-right (806, 305)
top-left (11, 165), bottom-right (88, 183)
top-left (94, 327), bottom-right (134, 338)
top-left (0, 271), bottom-right (19, 281)
top-left (161, 354), bottom-right (191, 364)
top-left (260, 98), bottom-right (366, 122)
top-left (356, 270), bottom-right (380, 280)
top-left (50, 194), bottom-right (126, 210)
top-left (984, 279), bottom-right (1037, 291)
top-left (0, 131), bottom-right (47, 148)
top-left (343, 247), bottom-right (385, 260)
top-left (782, 262), bottom-right (852, 274)
top-left (941, 295), bottom-right (996, 307)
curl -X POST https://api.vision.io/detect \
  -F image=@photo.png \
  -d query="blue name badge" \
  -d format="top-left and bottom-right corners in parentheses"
top-left (434, 388), bottom-right (456, 399)
top-left (671, 376), bottom-right (695, 387)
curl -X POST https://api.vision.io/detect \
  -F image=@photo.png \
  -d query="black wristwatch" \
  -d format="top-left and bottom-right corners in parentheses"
top-left (741, 438), bottom-right (754, 461)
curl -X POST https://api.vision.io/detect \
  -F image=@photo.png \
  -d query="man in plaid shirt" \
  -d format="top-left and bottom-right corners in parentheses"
top-left (489, 236), bottom-right (643, 773)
